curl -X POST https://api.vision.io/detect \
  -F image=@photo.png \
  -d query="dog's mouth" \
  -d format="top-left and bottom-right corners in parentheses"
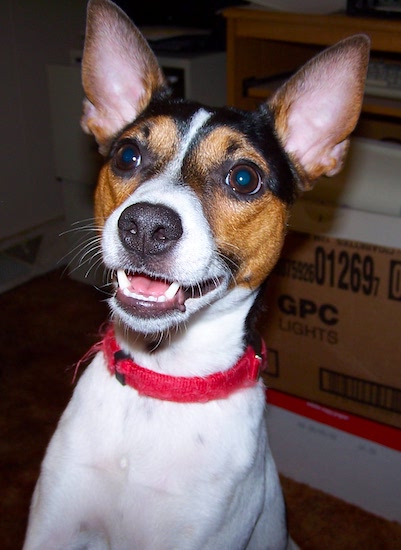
top-left (115, 269), bottom-right (222, 317)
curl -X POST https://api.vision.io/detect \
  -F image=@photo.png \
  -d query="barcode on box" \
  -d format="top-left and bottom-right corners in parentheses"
top-left (320, 368), bottom-right (401, 414)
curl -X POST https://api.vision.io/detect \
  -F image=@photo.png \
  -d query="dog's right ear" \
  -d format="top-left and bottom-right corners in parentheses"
top-left (269, 35), bottom-right (369, 191)
top-left (81, 0), bottom-right (166, 155)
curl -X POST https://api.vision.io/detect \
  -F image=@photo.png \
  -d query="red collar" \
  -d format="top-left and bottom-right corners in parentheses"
top-left (102, 326), bottom-right (266, 403)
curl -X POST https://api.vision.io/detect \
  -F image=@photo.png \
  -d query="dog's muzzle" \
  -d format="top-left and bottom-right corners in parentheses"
top-left (112, 201), bottom-right (224, 322)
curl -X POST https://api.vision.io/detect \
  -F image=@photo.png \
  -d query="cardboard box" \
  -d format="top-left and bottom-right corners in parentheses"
top-left (266, 390), bottom-right (401, 522)
top-left (258, 138), bottom-right (401, 431)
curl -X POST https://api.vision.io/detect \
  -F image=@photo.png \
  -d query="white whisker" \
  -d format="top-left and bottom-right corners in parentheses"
top-left (57, 220), bottom-right (109, 286)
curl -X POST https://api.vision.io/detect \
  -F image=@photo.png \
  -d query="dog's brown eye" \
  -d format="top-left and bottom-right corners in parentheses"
top-left (114, 143), bottom-right (141, 172)
top-left (226, 165), bottom-right (262, 195)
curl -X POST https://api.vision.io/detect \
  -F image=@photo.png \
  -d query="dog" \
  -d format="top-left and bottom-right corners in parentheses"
top-left (23, 1), bottom-right (369, 548)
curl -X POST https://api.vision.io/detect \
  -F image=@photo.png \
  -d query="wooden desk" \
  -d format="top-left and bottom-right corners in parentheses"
top-left (223, 6), bottom-right (401, 127)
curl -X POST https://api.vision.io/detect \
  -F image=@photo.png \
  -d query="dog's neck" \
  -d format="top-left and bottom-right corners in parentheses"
top-left (104, 324), bottom-right (265, 402)
top-left (113, 288), bottom-right (258, 378)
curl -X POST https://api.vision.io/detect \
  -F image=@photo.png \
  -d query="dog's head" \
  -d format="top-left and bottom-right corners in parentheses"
top-left (81, 0), bottom-right (369, 336)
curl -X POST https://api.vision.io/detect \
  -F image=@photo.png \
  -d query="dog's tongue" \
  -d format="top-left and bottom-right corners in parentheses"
top-left (130, 274), bottom-right (170, 297)
top-left (117, 270), bottom-right (182, 303)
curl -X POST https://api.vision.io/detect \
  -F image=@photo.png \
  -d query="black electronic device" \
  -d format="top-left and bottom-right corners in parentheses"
top-left (347, 0), bottom-right (401, 17)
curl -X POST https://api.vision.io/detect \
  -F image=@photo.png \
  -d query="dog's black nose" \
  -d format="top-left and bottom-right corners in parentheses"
top-left (118, 202), bottom-right (183, 257)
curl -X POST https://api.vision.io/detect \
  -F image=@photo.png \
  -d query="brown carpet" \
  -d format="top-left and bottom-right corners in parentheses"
top-left (1, 269), bottom-right (400, 549)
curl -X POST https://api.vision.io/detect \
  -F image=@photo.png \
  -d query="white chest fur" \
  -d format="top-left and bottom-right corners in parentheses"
top-left (28, 352), bottom-right (269, 549)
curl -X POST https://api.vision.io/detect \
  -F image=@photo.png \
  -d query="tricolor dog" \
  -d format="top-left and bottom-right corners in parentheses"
top-left (24, 1), bottom-right (369, 548)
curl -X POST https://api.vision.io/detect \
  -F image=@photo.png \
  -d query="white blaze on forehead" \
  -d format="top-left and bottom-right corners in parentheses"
top-left (172, 108), bottom-right (212, 171)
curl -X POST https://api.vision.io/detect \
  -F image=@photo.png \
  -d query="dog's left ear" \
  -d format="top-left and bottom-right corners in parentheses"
top-left (81, 0), bottom-right (166, 154)
top-left (269, 35), bottom-right (370, 190)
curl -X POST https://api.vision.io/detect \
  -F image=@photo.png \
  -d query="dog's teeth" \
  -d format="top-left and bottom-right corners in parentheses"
top-left (117, 269), bottom-right (129, 290)
top-left (164, 281), bottom-right (180, 300)
top-left (117, 272), bottom-right (180, 303)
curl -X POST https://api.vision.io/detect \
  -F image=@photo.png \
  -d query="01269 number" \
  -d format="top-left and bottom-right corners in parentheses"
top-left (314, 247), bottom-right (380, 296)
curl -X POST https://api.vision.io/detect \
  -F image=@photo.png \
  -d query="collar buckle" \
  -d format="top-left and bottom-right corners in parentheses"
top-left (113, 349), bottom-right (130, 386)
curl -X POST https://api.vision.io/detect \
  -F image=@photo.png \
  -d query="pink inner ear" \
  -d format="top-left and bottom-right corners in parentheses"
top-left (324, 141), bottom-right (350, 176)
top-left (283, 72), bottom-right (359, 179)
top-left (284, 90), bottom-right (352, 178)
top-left (270, 36), bottom-right (369, 184)
top-left (87, 49), bottom-right (148, 134)
top-left (81, 0), bottom-right (165, 152)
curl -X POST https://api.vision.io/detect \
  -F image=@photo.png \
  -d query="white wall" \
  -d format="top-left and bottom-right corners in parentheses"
top-left (0, 0), bottom-right (87, 241)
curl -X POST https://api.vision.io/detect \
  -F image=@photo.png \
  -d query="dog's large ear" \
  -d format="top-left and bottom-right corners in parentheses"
top-left (269, 35), bottom-right (370, 191)
top-left (81, 0), bottom-right (166, 154)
